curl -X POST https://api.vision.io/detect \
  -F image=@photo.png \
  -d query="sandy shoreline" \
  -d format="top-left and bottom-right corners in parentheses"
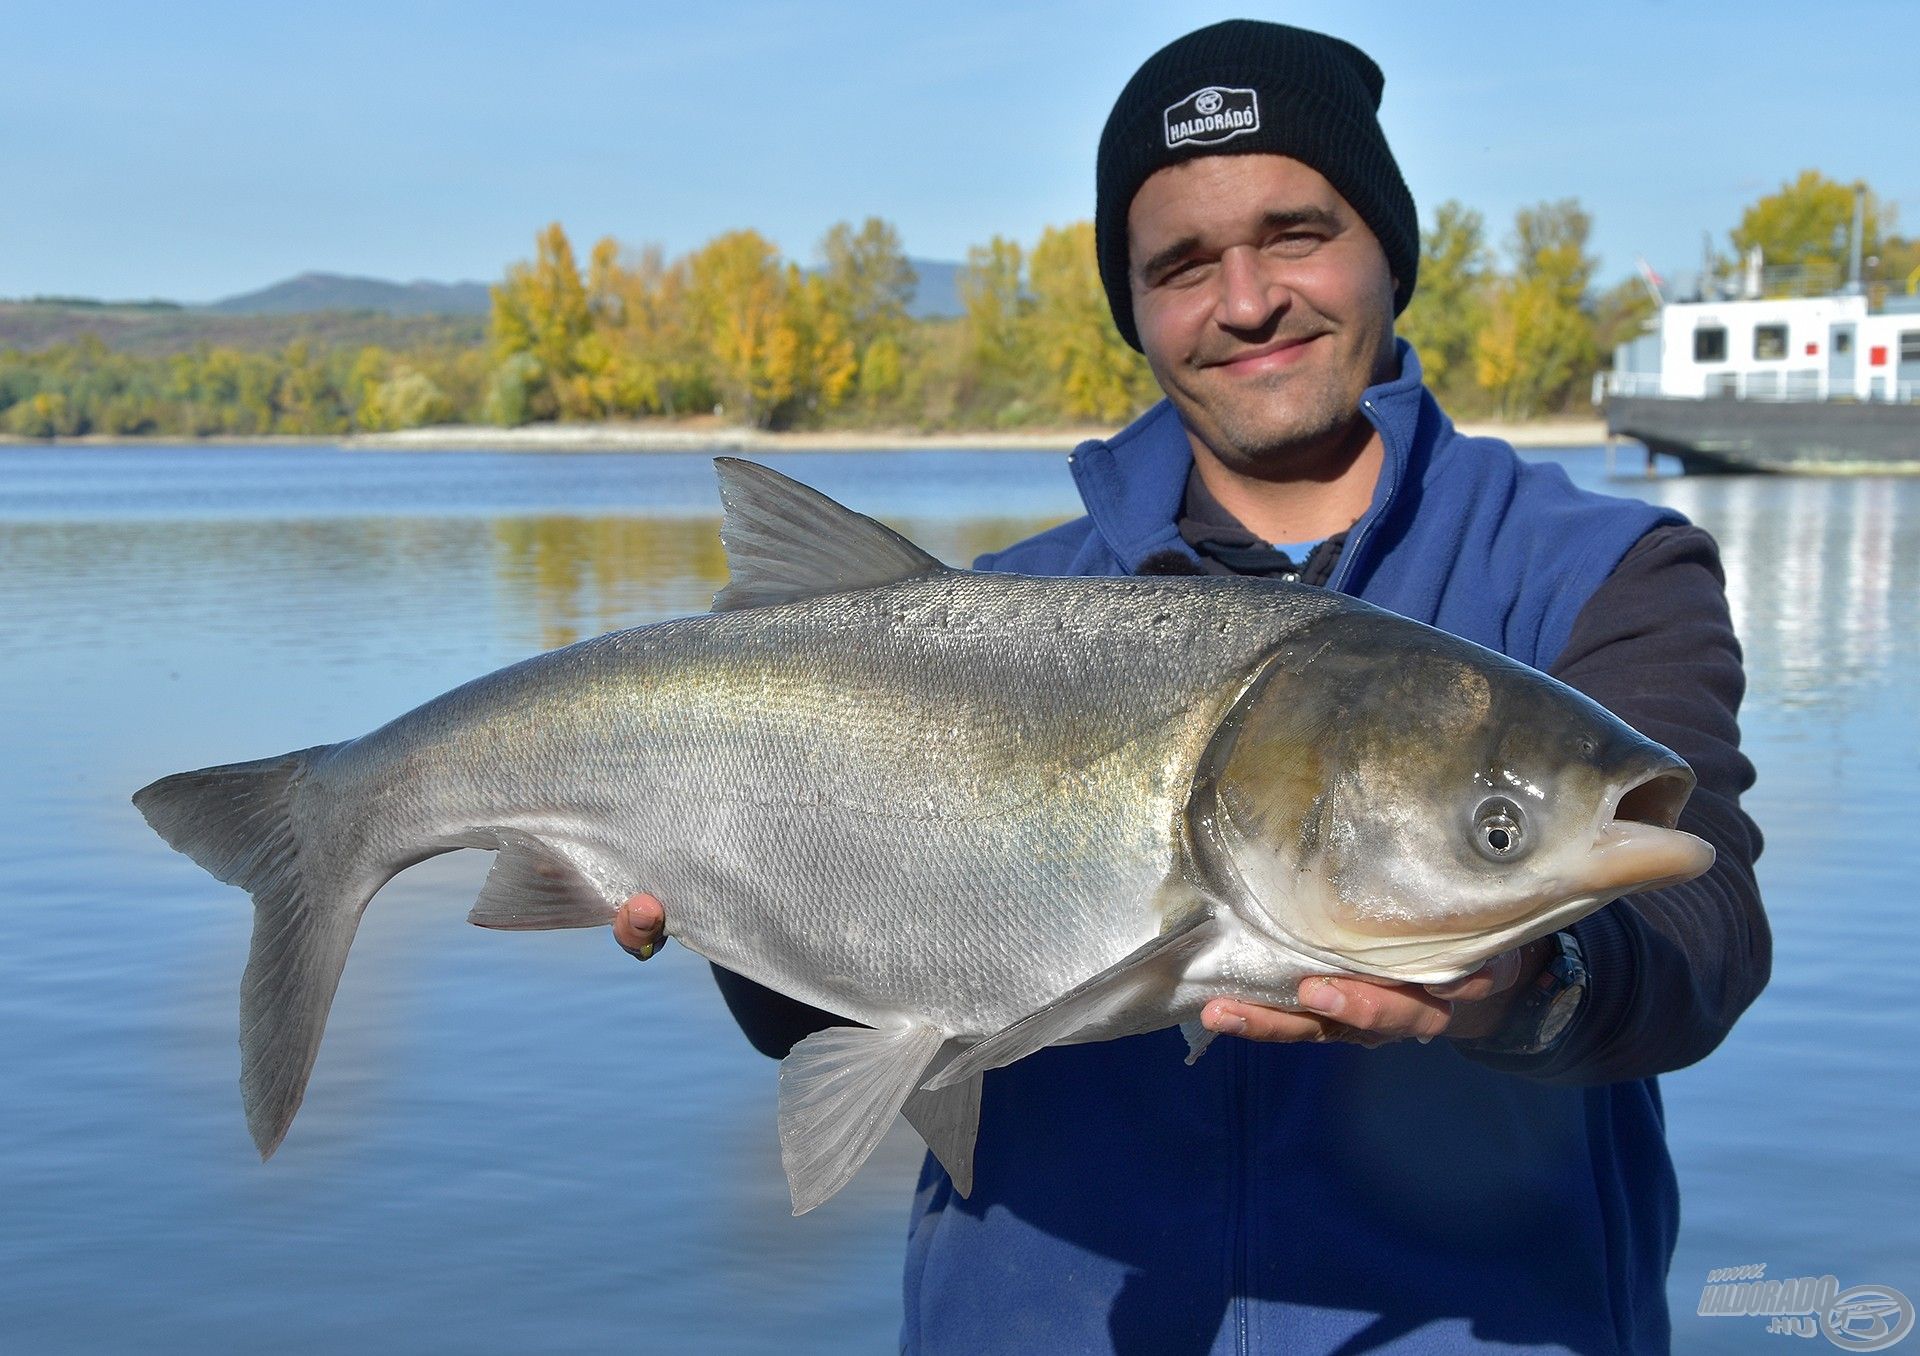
top-left (1, 417), bottom-right (1611, 452)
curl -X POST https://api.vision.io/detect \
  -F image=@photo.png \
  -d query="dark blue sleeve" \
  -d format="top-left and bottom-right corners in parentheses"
top-left (1458, 523), bottom-right (1771, 1084)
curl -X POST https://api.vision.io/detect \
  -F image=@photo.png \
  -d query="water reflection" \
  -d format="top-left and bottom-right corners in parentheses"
top-left (1652, 475), bottom-right (1917, 710)
top-left (487, 513), bottom-right (1064, 650)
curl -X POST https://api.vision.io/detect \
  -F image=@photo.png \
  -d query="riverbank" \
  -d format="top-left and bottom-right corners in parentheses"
top-left (0, 416), bottom-right (1610, 452)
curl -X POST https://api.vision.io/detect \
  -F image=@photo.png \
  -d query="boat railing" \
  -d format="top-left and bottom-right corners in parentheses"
top-left (1596, 369), bottom-right (1920, 405)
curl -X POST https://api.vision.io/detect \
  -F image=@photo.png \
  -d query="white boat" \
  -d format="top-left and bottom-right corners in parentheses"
top-left (1598, 230), bottom-right (1920, 473)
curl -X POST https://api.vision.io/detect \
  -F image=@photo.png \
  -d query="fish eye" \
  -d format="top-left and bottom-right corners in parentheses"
top-left (1472, 796), bottom-right (1528, 862)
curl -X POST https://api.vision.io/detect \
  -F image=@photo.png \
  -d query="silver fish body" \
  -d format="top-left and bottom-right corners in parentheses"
top-left (134, 460), bottom-right (1714, 1212)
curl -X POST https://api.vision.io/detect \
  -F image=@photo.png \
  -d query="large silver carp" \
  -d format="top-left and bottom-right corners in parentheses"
top-left (134, 460), bottom-right (1713, 1213)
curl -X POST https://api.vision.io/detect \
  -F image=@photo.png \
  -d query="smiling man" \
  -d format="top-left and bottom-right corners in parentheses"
top-left (614, 19), bottom-right (1769, 1354)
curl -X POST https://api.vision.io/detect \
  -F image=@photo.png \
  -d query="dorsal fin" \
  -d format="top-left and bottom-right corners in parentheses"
top-left (711, 458), bottom-right (948, 612)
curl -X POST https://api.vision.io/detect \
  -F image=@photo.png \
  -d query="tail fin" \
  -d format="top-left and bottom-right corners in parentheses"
top-left (134, 746), bottom-right (360, 1160)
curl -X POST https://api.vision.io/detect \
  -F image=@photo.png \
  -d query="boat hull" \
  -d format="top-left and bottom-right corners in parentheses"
top-left (1606, 395), bottom-right (1920, 474)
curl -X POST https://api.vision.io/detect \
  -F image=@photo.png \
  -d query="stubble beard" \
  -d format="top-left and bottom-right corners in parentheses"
top-left (1183, 360), bottom-right (1372, 482)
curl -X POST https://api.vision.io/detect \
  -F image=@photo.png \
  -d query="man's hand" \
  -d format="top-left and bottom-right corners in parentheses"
top-left (1198, 938), bottom-right (1553, 1049)
top-left (612, 893), bottom-right (668, 961)
top-left (611, 888), bottom-right (1547, 1051)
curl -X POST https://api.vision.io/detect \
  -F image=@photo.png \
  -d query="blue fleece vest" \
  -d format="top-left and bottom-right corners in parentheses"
top-left (901, 344), bottom-right (1686, 1355)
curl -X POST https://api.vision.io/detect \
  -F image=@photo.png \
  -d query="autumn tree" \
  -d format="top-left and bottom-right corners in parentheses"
top-left (958, 235), bottom-right (1028, 407)
top-left (819, 217), bottom-right (917, 349)
top-left (588, 240), bottom-right (711, 416)
top-left (1397, 200), bottom-right (1491, 406)
top-left (760, 265), bottom-right (858, 427)
top-left (1731, 170), bottom-right (1893, 292)
top-left (1475, 199), bottom-right (1599, 418)
top-left (682, 230), bottom-right (791, 423)
top-left (489, 222), bottom-right (594, 422)
top-left (1024, 222), bottom-right (1156, 422)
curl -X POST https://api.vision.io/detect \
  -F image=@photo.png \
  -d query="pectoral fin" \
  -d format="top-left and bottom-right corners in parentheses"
top-left (1179, 1018), bottom-right (1218, 1066)
top-left (466, 833), bottom-right (616, 931)
top-left (925, 910), bottom-right (1219, 1091)
top-left (902, 1056), bottom-right (982, 1197)
top-left (778, 1021), bottom-right (945, 1215)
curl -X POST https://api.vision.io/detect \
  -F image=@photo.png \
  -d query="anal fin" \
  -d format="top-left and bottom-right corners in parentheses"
top-left (779, 1021), bottom-right (945, 1215)
top-left (466, 832), bottom-right (617, 931)
top-left (925, 910), bottom-right (1219, 1091)
top-left (902, 1052), bottom-right (982, 1197)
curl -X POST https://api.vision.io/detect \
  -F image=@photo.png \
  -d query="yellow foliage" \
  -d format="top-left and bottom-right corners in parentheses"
top-left (1026, 222), bottom-right (1154, 423)
top-left (1474, 274), bottom-right (1594, 419)
top-left (686, 230), bottom-right (790, 422)
top-left (489, 223), bottom-right (595, 421)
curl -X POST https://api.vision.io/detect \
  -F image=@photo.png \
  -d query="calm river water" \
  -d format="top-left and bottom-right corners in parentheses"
top-left (1, 445), bottom-right (1914, 1354)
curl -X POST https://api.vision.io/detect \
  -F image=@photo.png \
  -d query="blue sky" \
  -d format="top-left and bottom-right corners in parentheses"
top-left (6, 0), bottom-right (1916, 302)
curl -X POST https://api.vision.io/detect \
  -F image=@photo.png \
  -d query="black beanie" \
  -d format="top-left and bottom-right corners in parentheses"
top-left (1095, 19), bottom-right (1419, 350)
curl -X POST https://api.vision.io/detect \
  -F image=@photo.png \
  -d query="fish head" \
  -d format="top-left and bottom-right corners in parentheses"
top-left (1206, 611), bottom-right (1715, 980)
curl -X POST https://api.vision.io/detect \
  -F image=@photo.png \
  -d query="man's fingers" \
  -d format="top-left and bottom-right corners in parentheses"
top-left (612, 893), bottom-right (667, 960)
top-left (1427, 943), bottom-right (1535, 1002)
top-left (1198, 975), bottom-right (1451, 1052)
top-left (1296, 977), bottom-right (1453, 1041)
top-left (1201, 977), bottom-right (1455, 1049)
top-left (1427, 963), bottom-right (1498, 1002)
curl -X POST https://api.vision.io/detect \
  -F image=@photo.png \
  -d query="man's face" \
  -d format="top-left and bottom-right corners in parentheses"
top-left (1127, 154), bottom-right (1398, 478)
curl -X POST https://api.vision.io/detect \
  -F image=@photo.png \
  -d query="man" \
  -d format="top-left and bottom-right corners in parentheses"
top-left (615, 20), bottom-right (1767, 1353)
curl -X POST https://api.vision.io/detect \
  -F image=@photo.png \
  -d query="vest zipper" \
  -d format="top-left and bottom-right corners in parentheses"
top-left (1327, 397), bottom-right (1399, 596)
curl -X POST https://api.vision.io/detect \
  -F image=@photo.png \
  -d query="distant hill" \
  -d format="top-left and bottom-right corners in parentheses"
top-left (0, 301), bottom-right (484, 355)
top-left (204, 262), bottom-right (967, 319)
top-left (905, 258), bottom-right (962, 319)
top-left (1, 254), bottom-right (962, 356)
top-left (205, 271), bottom-right (493, 317)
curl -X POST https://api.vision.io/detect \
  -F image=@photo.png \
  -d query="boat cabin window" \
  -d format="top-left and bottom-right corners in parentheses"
top-left (1753, 325), bottom-right (1789, 361)
top-left (1694, 326), bottom-right (1728, 362)
top-left (1901, 332), bottom-right (1920, 362)
top-left (1835, 330), bottom-right (1853, 354)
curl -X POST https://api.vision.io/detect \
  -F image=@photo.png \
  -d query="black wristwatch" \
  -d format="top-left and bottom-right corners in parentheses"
top-left (1474, 930), bottom-right (1588, 1056)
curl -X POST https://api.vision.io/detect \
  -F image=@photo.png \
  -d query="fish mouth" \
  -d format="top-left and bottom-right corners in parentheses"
top-left (1578, 759), bottom-right (1715, 896)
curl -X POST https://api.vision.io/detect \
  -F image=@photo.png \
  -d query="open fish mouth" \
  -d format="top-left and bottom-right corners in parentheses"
top-left (1610, 760), bottom-right (1695, 831)
top-left (1580, 758), bottom-right (1715, 896)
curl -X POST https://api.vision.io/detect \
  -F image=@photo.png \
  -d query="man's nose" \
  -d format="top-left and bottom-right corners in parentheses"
top-left (1215, 245), bottom-right (1288, 331)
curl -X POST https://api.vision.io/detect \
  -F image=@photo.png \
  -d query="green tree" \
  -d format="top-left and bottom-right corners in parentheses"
top-left (1591, 277), bottom-right (1659, 362)
top-left (958, 237), bottom-right (1026, 378)
top-left (819, 217), bottom-right (917, 349)
top-left (489, 222), bottom-right (594, 421)
top-left (1474, 200), bottom-right (1599, 418)
top-left (685, 230), bottom-right (793, 425)
top-left (1397, 200), bottom-right (1491, 405)
top-left (1024, 222), bottom-right (1155, 423)
top-left (857, 332), bottom-right (904, 409)
top-left (1731, 170), bottom-right (1892, 292)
